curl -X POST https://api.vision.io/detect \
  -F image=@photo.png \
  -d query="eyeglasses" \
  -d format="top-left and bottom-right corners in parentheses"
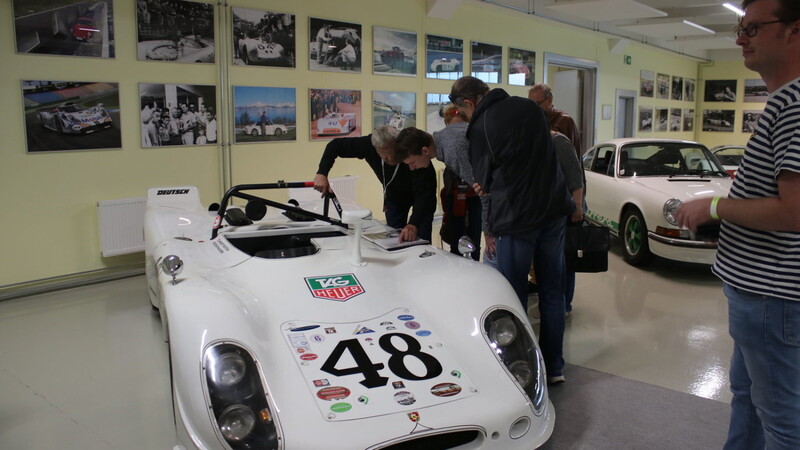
top-left (448, 93), bottom-right (464, 106)
top-left (735, 19), bottom-right (789, 38)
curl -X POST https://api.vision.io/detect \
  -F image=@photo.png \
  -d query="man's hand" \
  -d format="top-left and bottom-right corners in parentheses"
top-left (472, 182), bottom-right (486, 196)
top-left (313, 173), bottom-right (332, 194)
top-left (484, 233), bottom-right (496, 258)
top-left (570, 206), bottom-right (583, 223)
top-left (676, 197), bottom-right (715, 232)
top-left (398, 224), bottom-right (418, 242)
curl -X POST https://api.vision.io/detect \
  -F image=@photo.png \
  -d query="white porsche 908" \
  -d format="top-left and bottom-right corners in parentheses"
top-left (145, 182), bottom-right (554, 450)
top-left (36, 101), bottom-right (112, 134)
top-left (317, 113), bottom-right (356, 136)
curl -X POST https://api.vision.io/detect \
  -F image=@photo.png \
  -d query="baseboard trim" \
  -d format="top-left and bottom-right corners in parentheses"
top-left (0, 264), bottom-right (146, 302)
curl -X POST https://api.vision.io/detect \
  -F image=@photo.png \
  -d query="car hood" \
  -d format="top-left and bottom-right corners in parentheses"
top-left (622, 175), bottom-right (732, 200)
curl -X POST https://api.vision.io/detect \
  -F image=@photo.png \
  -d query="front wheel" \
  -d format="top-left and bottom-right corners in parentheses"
top-left (621, 208), bottom-right (654, 266)
top-left (250, 129), bottom-right (258, 137)
top-left (274, 128), bottom-right (283, 136)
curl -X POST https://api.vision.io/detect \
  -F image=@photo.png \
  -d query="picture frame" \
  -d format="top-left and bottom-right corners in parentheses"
top-left (601, 104), bottom-right (612, 121)
top-left (309, 89), bottom-right (362, 140)
top-left (656, 73), bottom-right (670, 99)
top-left (137, 0), bottom-right (215, 63)
top-left (231, 8), bottom-right (295, 68)
top-left (702, 109), bottom-right (735, 132)
top-left (13, 0), bottom-right (116, 58)
top-left (372, 91), bottom-right (416, 131)
top-left (309, 18), bottom-right (362, 73)
top-left (426, 34), bottom-right (464, 80)
top-left (669, 108), bottom-right (682, 131)
top-left (233, 86), bottom-right (296, 144)
top-left (744, 79), bottom-right (768, 102)
top-left (373, 27), bottom-right (417, 76)
top-left (704, 80), bottom-right (737, 102)
top-left (742, 110), bottom-right (762, 133)
top-left (471, 41), bottom-right (502, 84)
top-left (138, 83), bottom-right (218, 147)
top-left (640, 70), bottom-right (654, 98)
top-left (671, 76), bottom-right (683, 101)
top-left (426, 93), bottom-right (450, 133)
top-left (683, 109), bottom-right (694, 132)
top-left (638, 106), bottom-right (653, 132)
top-left (508, 48), bottom-right (535, 86)
top-left (684, 78), bottom-right (696, 102)
top-left (22, 80), bottom-right (121, 153)
top-left (656, 108), bottom-right (668, 132)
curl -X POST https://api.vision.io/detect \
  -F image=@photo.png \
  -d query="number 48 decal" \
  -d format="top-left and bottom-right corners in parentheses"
top-left (320, 333), bottom-right (443, 388)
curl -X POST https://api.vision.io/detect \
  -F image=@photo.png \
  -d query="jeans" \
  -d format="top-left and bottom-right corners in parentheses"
top-left (495, 216), bottom-right (566, 377)
top-left (723, 283), bottom-right (800, 450)
top-left (565, 271), bottom-right (575, 313)
top-left (384, 198), bottom-right (432, 241)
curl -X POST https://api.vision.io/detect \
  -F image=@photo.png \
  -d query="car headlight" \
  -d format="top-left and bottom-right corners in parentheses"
top-left (203, 343), bottom-right (281, 449)
top-left (483, 309), bottom-right (546, 414)
top-left (663, 198), bottom-right (682, 226)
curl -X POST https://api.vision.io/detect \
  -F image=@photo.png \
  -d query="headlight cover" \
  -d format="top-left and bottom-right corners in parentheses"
top-left (203, 343), bottom-right (281, 450)
top-left (663, 198), bottom-right (683, 226)
top-left (483, 309), bottom-right (546, 414)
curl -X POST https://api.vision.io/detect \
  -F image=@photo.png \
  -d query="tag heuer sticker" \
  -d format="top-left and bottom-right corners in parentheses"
top-left (305, 274), bottom-right (365, 301)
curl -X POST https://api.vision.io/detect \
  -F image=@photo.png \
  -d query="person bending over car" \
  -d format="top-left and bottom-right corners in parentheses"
top-left (313, 125), bottom-right (436, 243)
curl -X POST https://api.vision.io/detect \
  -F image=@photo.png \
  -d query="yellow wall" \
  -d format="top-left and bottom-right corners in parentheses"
top-left (0, 0), bottom-right (758, 287)
top-left (697, 60), bottom-right (764, 148)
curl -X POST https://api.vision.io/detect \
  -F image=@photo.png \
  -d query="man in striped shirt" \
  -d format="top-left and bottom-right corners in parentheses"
top-left (677, 0), bottom-right (800, 448)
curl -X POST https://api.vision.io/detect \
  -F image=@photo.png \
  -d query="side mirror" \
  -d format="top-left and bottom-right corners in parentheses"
top-left (457, 236), bottom-right (476, 259)
top-left (160, 255), bottom-right (183, 285)
top-left (341, 209), bottom-right (372, 225)
top-left (342, 209), bottom-right (371, 267)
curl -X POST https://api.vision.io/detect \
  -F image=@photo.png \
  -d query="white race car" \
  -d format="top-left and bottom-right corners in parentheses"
top-left (317, 112), bottom-right (356, 136)
top-left (385, 112), bottom-right (406, 130)
top-left (583, 139), bottom-right (733, 266)
top-left (430, 57), bottom-right (460, 72)
top-left (237, 38), bottom-right (290, 66)
top-left (145, 182), bottom-right (554, 450)
top-left (244, 121), bottom-right (289, 137)
top-left (36, 101), bottom-right (113, 134)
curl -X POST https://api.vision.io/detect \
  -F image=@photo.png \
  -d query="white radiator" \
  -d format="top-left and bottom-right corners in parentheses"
top-left (287, 175), bottom-right (359, 203)
top-left (97, 197), bottom-right (147, 257)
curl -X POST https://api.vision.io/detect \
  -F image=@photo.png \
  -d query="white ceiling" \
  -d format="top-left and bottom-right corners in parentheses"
top-left (469, 0), bottom-right (744, 61)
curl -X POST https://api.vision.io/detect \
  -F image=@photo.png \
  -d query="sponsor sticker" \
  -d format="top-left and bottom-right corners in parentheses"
top-left (405, 321), bottom-right (421, 330)
top-left (313, 379), bottom-right (330, 387)
top-left (392, 381), bottom-right (405, 389)
top-left (312, 335), bottom-right (325, 342)
top-left (300, 353), bottom-right (319, 361)
top-left (394, 391), bottom-right (416, 406)
top-left (430, 382), bottom-right (462, 397)
top-left (354, 326), bottom-right (375, 335)
top-left (290, 325), bottom-right (320, 332)
top-left (317, 386), bottom-right (351, 401)
top-left (325, 327), bottom-right (337, 334)
top-left (305, 274), bottom-right (365, 301)
top-left (416, 330), bottom-right (431, 337)
top-left (330, 402), bottom-right (352, 413)
top-left (397, 314), bottom-right (414, 321)
top-left (408, 411), bottom-right (420, 422)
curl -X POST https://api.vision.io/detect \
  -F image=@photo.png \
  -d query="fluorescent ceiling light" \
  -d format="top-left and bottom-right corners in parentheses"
top-left (545, 0), bottom-right (667, 23)
top-left (723, 3), bottom-right (745, 16)
top-left (618, 19), bottom-right (715, 38)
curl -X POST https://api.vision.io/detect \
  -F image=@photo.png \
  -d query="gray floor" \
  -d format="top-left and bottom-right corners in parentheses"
top-left (0, 240), bottom-right (732, 449)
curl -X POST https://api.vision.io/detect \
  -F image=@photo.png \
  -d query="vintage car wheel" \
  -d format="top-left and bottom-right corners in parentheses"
top-left (621, 207), bottom-right (654, 266)
top-left (250, 129), bottom-right (259, 137)
top-left (274, 128), bottom-right (283, 136)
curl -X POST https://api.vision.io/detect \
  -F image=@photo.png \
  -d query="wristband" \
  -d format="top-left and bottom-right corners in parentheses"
top-left (709, 196), bottom-right (721, 220)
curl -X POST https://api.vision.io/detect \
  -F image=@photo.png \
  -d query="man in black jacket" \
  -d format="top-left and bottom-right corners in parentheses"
top-left (313, 125), bottom-right (436, 242)
top-left (450, 76), bottom-right (572, 383)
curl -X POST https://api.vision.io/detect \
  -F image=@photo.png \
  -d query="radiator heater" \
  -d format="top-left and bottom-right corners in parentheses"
top-left (97, 197), bottom-right (147, 257)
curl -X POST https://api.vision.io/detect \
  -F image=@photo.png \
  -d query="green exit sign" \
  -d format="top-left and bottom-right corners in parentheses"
top-left (624, 55), bottom-right (632, 65)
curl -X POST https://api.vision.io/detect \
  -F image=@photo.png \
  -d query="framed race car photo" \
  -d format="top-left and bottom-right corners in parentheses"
top-left (21, 80), bottom-right (121, 153)
top-left (373, 91), bottom-right (416, 132)
top-left (471, 41), bottom-right (502, 84)
top-left (373, 27), bottom-right (417, 77)
top-left (232, 7), bottom-right (295, 68)
top-left (138, 83), bottom-right (217, 147)
top-left (508, 47), bottom-right (535, 86)
top-left (309, 18), bottom-right (362, 73)
top-left (426, 93), bottom-right (449, 134)
top-left (136, 0), bottom-right (215, 64)
top-left (234, 86), bottom-right (296, 143)
top-left (310, 89), bottom-right (362, 140)
top-left (426, 34), bottom-right (463, 80)
top-left (13, 0), bottom-right (115, 58)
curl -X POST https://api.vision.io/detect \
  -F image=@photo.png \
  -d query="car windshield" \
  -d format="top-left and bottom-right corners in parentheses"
top-left (618, 143), bottom-right (728, 178)
top-left (60, 104), bottom-right (80, 112)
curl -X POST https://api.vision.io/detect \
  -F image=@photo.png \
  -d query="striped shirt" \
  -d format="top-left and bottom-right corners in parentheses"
top-left (712, 77), bottom-right (800, 300)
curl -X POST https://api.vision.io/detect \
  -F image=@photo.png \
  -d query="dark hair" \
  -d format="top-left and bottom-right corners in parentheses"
top-left (393, 127), bottom-right (433, 161)
top-left (741, 0), bottom-right (800, 21)
top-left (449, 76), bottom-right (489, 107)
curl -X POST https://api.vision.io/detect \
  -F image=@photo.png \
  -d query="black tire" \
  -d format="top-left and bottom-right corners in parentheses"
top-left (250, 129), bottom-right (259, 137)
top-left (274, 128), bottom-right (283, 136)
top-left (453, 64), bottom-right (460, 73)
top-left (621, 207), bottom-right (654, 266)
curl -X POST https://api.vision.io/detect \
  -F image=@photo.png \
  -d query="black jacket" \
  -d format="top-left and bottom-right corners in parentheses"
top-left (316, 135), bottom-right (436, 229)
top-left (467, 89), bottom-right (572, 235)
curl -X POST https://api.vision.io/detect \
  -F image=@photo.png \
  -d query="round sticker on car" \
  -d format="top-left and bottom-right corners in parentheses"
top-left (394, 391), bottom-right (416, 405)
top-left (430, 382), bottom-right (462, 397)
top-left (317, 386), bottom-right (351, 401)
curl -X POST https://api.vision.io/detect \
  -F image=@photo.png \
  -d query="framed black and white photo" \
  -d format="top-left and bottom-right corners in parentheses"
top-left (137, 0), bottom-right (215, 63)
top-left (704, 80), bottom-right (737, 102)
top-left (471, 41), bottom-right (502, 84)
top-left (14, 0), bottom-right (115, 58)
top-left (310, 89), bottom-right (362, 140)
top-left (702, 109), bottom-right (735, 132)
top-left (683, 109), bottom-right (694, 132)
top-left (426, 34), bottom-right (463, 80)
top-left (309, 18), bottom-right (362, 73)
top-left (233, 86), bottom-right (296, 144)
top-left (671, 76), bottom-right (683, 101)
top-left (656, 73), bottom-right (670, 99)
top-left (640, 70), bottom-right (654, 98)
top-left (669, 108), bottom-right (682, 131)
top-left (684, 78), bottom-right (696, 102)
top-left (639, 106), bottom-right (653, 132)
top-left (373, 27), bottom-right (417, 76)
top-left (508, 48), bottom-right (535, 86)
top-left (232, 8), bottom-right (295, 67)
top-left (742, 110), bottom-right (762, 133)
top-left (426, 93), bottom-right (450, 133)
top-left (138, 83), bottom-right (217, 147)
top-left (373, 91), bottom-right (416, 131)
top-left (656, 108), bottom-right (669, 132)
top-left (744, 79), bottom-right (768, 102)
top-left (22, 80), bottom-right (121, 153)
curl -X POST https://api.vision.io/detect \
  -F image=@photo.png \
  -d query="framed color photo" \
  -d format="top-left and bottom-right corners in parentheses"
top-left (373, 91), bottom-right (416, 131)
top-left (426, 93), bottom-right (450, 133)
top-left (640, 70), bottom-right (654, 98)
top-left (373, 27), bottom-right (417, 76)
top-left (22, 80), bottom-right (121, 153)
top-left (744, 79), bottom-right (768, 102)
top-left (742, 110), bottom-right (762, 133)
top-left (683, 109), bottom-right (694, 132)
top-left (702, 110), bottom-right (735, 132)
top-left (426, 34), bottom-right (463, 80)
top-left (638, 106), bottom-right (653, 132)
top-left (233, 86), bottom-right (296, 143)
top-left (310, 89), bottom-right (362, 140)
top-left (471, 41), bottom-right (502, 84)
top-left (684, 78), bottom-right (696, 102)
top-left (669, 108), bottom-right (682, 131)
top-left (14, 0), bottom-right (115, 58)
top-left (231, 8), bottom-right (295, 67)
top-left (671, 76), bottom-right (683, 101)
top-left (656, 108), bottom-right (668, 132)
top-left (309, 18), bottom-right (362, 73)
top-left (656, 73), bottom-right (670, 99)
top-left (704, 80), bottom-right (737, 102)
top-left (137, 0), bottom-right (215, 63)
top-left (508, 48), bottom-right (535, 86)
top-left (138, 83), bottom-right (217, 147)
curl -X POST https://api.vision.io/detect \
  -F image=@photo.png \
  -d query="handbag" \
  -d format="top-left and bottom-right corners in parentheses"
top-left (565, 221), bottom-right (610, 273)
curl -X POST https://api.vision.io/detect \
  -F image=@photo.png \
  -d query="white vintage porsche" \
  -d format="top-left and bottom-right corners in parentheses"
top-left (145, 182), bottom-right (554, 450)
top-left (582, 139), bottom-right (733, 266)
